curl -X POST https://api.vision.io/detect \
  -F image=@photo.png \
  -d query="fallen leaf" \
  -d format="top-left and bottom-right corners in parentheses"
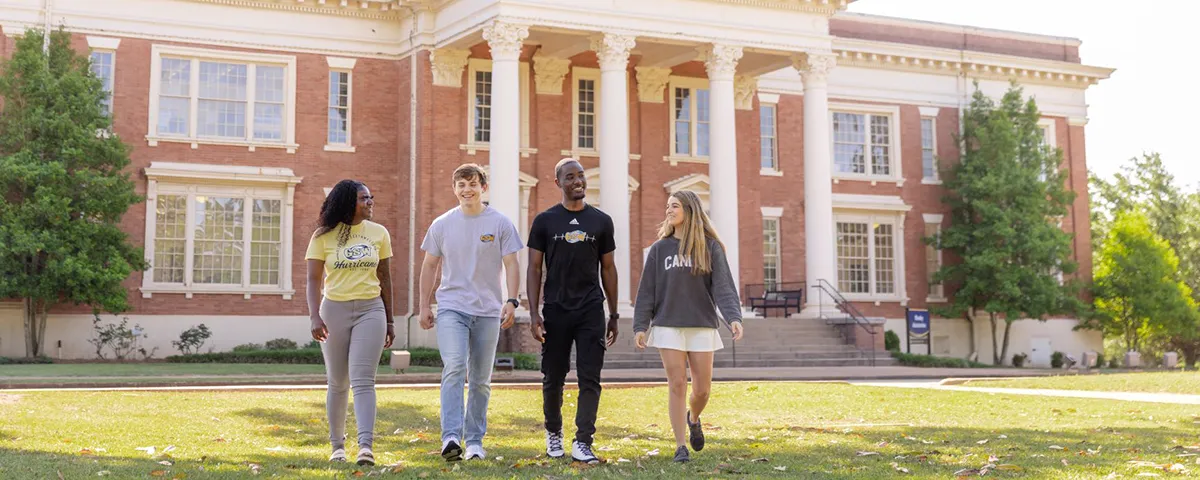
top-left (996, 464), bottom-right (1023, 471)
top-left (856, 451), bottom-right (880, 456)
top-left (352, 471), bottom-right (365, 477)
top-left (150, 471), bottom-right (167, 477)
top-left (212, 438), bottom-right (226, 443)
top-left (977, 439), bottom-right (989, 445)
top-left (750, 457), bottom-right (769, 463)
top-left (171, 475), bottom-right (186, 480)
top-left (617, 458), bottom-right (631, 463)
top-left (79, 448), bottom-right (93, 455)
top-left (96, 472), bottom-right (111, 477)
top-left (645, 449), bottom-right (660, 456)
top-left (998, 435), bottom-right (1008, 439)
top-left (890, 462), bottom-right (910, 474)
top-left (1062, 459), bottom-right (1070, 466)
top-left (774, 466), bottom-right (787, 471)
top-left (1049, 445), bottom-right (1066, 450)
top-left (136, 446), bottom-right (157, 456)
top-left (158, 460), bottom-right (173, 466)
top-left (953, 468), bottom-right (980, 476)
top-left (57, 471), bottom-right (64, 480)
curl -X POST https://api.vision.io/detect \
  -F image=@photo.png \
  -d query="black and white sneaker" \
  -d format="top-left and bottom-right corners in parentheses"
top-left (441, 438), bottom-right (463, 462)
top-left (687, 410), bottom-right (705, 452)
top-left (571, 440), bottom-right (600, 464)
top-left (673, 445), bottom-right (690, 463)
top-left (545, 430), bottom-right (565, 458)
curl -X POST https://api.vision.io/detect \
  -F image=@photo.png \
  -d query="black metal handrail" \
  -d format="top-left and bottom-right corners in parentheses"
top-left (810, 279), bottom-right (878, 366)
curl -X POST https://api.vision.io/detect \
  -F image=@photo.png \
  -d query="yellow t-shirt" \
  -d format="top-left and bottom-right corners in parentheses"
top-left (305, 221), bottom-right (393, 301)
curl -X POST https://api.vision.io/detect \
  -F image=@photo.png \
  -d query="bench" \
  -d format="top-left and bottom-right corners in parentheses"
top-left (746, 283), bottom-right (804, 317)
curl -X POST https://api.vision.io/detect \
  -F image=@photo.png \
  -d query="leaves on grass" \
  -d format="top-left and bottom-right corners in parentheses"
top-left (1048, 445), bottom-right (1066, 450)
top-left (890, 462), bottom-right (910, 474)
top-left (645, 449), bottom-right (660, 457)
top-left (976, 439), bottom-right (989, 445)
top-left (773, 466), bottom-right (787, 471)
top-left (750, 458), bottom-right (769, 463)
top-left (135, 446), bottom-right (156, 456)
top-left (856, 451), bottom-right (879, 457)
top-left (149, 471), bottom-right (167, 477)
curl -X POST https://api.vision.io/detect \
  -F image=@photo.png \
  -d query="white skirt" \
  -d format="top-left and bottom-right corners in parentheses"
top-left (646, 326), bottom-right (724, 352)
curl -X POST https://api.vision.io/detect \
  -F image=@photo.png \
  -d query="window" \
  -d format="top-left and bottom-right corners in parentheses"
top-left (463, 59), bottom-right (533, 154)
top-left (141, 162), bottom-right (301, 299)
top-left (760, 104), bottom-right (778, 171)
top-left (573, 68), bottom-right (600, 151)
top-left (147, 45), bottom-right (297, 152)
top-left (762, 216), bottom-right (781, 290)
top-left (669, 78), bottom-right (711, 159)
top-left (1037, 118), bottom-right (1058, 181)
top-left (90, 51), bottom-right (115, 115)
top-left (327, 71), bottom-right (351, 146)
top-left (921, 117), bottom-right (937, 181)
top-left (829, 104), bottom-right (902, 181)
top-left (925, 222), bottom-right (943, 299)
top-left (836, 218), bottom-right (898, 297)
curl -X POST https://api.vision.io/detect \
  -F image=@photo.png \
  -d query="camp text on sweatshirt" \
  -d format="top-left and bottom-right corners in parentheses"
top-left (632, 236), bottom-right (743, 333)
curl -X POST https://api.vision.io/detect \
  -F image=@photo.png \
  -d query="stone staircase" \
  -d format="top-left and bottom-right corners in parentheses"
top-left (564, 317), bottom-right (893, 369)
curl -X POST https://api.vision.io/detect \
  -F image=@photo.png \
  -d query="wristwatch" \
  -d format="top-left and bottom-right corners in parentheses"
top-left (506, 298), bottom-right (520, 308)
top-left (609, 312), bottom-right (621, 321)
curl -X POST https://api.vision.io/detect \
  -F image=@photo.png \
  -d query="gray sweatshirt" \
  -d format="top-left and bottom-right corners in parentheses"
top-left (633, 236), bottom-right (743, 333)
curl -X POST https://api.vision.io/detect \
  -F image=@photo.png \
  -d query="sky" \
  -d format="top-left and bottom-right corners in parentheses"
top-left (847, 0), bottom-right (1198, 190)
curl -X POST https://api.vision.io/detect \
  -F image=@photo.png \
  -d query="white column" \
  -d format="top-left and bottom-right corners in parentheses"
top-left (702, 44), bottom-right (743, 297)
top-left (794, 51), bottom-right (838, 317)
top-left (482, 21), bottom-right (528, 226)
top-left (592, 33), bottom-right (636, 311)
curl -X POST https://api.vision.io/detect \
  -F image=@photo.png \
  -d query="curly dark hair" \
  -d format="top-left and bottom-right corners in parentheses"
top-left (314, 179), bottom-right (365, 247)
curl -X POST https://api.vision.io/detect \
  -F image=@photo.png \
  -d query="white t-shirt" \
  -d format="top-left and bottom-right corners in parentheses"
top-left (421, 206), bottom-right (523, 318)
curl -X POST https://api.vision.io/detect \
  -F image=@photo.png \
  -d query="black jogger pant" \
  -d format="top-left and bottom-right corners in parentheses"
top-left (541, 304), bottom-right (606, 445)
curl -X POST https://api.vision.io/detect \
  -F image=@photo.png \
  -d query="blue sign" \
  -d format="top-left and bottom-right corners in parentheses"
top-left (907, 309), bottom-right (930, 338)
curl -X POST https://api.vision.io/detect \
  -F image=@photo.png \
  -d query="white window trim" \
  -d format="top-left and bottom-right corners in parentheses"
top-left (324, 67), bottom-right (355, 153)
top-left (140, 162), bottom-right (302, 300)
top-left (920, 115), bottom-right (941, 184)
top-left (829, 102), bottom-right (904, 186)
top-left (762, 211), bottom-right (782, 288)
top-left (460, 58), bottom-right (537, 157)
top-left (571, 67), bottom-right (601, 153)
top-left (665, 76), bottom-right (711, 165)
top-left (760, 102), bottom-right (781, 175)
top-left (1038, 117), bottom-right (1057, 148)
top-left (87, 36), bottom-right (120, 118)
top-left (833, 212), bottom-right (907, 303)
top-left (146, 45), bottom-right (299, 153)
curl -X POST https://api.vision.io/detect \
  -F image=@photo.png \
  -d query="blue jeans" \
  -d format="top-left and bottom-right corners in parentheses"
top-left (436, 309), bottom-right (501, 446)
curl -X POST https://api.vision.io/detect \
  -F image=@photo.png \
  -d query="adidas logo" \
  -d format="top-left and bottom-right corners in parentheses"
top-left (569, 218), bottom-right (579, 225)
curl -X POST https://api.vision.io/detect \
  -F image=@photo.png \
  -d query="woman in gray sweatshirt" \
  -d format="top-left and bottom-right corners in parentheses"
top-left (633, 190), bottom-right (744, 463)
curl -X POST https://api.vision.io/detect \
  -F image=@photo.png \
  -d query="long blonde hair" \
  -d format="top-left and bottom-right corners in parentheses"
top-left (657, 190), bottom-right (724, 274)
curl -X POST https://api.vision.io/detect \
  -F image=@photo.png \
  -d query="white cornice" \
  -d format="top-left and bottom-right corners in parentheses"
top-left (181, 0), bottom-right (410, 20)
top-left (832, 38), bottom-right (1114, 88)
top-left (144, 162), bottom-right (303, 186)
top-left (835, 12), bottom-right (1082, 47)
top-left (706, 0), bottom-right (851, 15)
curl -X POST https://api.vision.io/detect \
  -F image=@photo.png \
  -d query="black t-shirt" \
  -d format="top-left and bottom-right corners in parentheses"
top-left (527, 203), bottom-right (616, 312)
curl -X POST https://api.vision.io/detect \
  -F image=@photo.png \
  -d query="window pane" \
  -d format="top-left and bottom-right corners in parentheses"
top-left (90, 52), bottom-right (114, 115)
top-left (199, 62), bottom-right (247, 101)
top-left (158, 58), bottom-right (191, 136)
top-left (833, 113), bottom-right (865, 174)
top-left (474, 70), bottom-right (492, 143)
top-left (197, 62), bottom-right (247, 138)
top-left (254, 104), bottom-right (283, 141)
top-left (921, 118), bottom-right (936, 179)
top-left (760, 105), bottom-right (777, 170)
top-left (763, 218), bottom-right (780, 289)
top-left (256, 66), bottom-right (285, 103)
top-left (158, 97), bottom-right (190, 136)
top-left (160, 58), bottom-right (191, 96)
top-left (251, 199), bottom-right (282, 286)
top-left (673, 88), bottom-right (691, 155)
top-left (254, 66), bottom-right (286, 141)
top-left (837, 222), bottom-right (870, 293)
top-left (870, 115), bottom-right (890, 176)
top-left (198, 100), bottom-right (247, 138)
top-left (696, 89), bottom-right (710, 156)
top-left (577, 78), bottom-right (596, 150)
top-left (925, 223), bottom-right (942, 297)
top-left (874, 223), bottom-right (895, 294)
top-left (327, 71), bottom-right (350, 145)
top-left (193, 196), bottom-right (244, 285)
top-left (153, 195), bottom-right (187, 283)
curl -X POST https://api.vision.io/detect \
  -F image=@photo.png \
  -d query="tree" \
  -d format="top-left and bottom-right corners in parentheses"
top-left (932, 83), bottom-right (1085, 366)
top-left (0, 28), bottom-right (146, 357)
top-left (1080, 211), bottom-right (1197, 353)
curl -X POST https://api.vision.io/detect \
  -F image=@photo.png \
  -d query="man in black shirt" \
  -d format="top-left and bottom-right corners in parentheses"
top-left (527, 158), bottom-right (619, 464)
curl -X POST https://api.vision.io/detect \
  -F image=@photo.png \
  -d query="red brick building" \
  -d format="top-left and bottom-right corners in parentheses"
top-left (0, 0), bottom-right (1111, 365)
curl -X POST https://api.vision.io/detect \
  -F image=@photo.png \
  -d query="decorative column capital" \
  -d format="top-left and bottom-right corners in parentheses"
top-left (635, 66), bottom-right (672, 103)
top-left (793, 51), bottom-right (837, 86)
top-left (590, 33), bottom-right (636, 71)
top-left (430, 48), bottom-right (471, 87)
top-left (482, 21), bottom-right (529, 60)
top-left (532, 54), bottom-right (571, 95)
top-left (734, 75), bottom-right (757, 110)
top-left (699, 44), bottom-right (743, 81)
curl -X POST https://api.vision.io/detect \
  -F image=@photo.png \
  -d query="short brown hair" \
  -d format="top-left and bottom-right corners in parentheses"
top-left (452, 163), bottom-right (488, 187)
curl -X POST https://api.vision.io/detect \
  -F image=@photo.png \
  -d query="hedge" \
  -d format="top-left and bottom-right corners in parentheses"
top-left (0, 356), bottom-right (54, 365)
top-left (165, 346), bottom-right (539, 370)
top-left (890, 351), bottom-right (991, 369)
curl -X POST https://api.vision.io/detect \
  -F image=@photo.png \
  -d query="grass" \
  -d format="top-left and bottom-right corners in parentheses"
top-left (0, 364), bottom-right (442, 385)
top-left (961, 371), bottom-right (1200, 395)
top-left (0, 383), bottom-right (1198, 479)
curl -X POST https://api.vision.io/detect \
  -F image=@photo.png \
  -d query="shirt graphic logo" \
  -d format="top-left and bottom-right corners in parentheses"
top-left (480, 234), bottom-right (495, 243)
top-left (553, 230), bottom-right (595, 244)
top-left (569, 218), bottom-right (580, 225)
top-left (343, 244), bottom-right (372, 260)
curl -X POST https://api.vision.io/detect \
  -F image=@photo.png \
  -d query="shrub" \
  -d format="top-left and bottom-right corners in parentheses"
top-left (0, 356), bottom-right (53, 365)
top-left (1011, 353), bottom-right (1028, 368)
top-left (172, 324), bottom-right (212, 355)
top-left (1108, 357), bottom-right (1120, 369)
top-left (890, 351), bottom-right (990, 369)
top-left (265, 338), bottom-right (299, 351)
top-left (165, 346), bottom-right (539, 370)
top-left (232, 343), bottom-right (264, 352)
top-left (305, 340), bottom-right (320, 349)
top-left (88, 316), bottom-right (153, 360)
top-left (1094, 353), bottom-right (1105, 369)
top-left (884, 330), bottom-right (900, 352)
top-left (1051, 351), bottom-right (1065, 369)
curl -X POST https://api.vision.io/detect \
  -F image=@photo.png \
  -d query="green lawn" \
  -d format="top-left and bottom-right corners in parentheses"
top-left (0, 383), bottom-right (1197, 479)
top-left (0, 363), bottom-right (440, 378)
top-left (961, 371), bottom-right (1200, 395)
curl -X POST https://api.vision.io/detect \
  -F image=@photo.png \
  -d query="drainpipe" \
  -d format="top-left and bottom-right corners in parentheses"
top-left (42, 0), bottom-right (52, 54)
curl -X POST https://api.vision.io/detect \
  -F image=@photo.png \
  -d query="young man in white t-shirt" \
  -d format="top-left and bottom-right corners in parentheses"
top-left (418, 163), bottom-right (523, 462)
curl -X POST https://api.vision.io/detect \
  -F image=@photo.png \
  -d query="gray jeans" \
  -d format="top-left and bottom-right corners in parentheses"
top-left (319, 297), bottom-right (386, 449)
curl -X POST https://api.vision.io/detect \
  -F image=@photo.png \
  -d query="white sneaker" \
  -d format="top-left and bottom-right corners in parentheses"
top-left (464, 444), bottom-right (486, 461)
top-left (571, 440), bottom-right (599, 464)
top-left (545, 431), bottom-right (565, 458)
